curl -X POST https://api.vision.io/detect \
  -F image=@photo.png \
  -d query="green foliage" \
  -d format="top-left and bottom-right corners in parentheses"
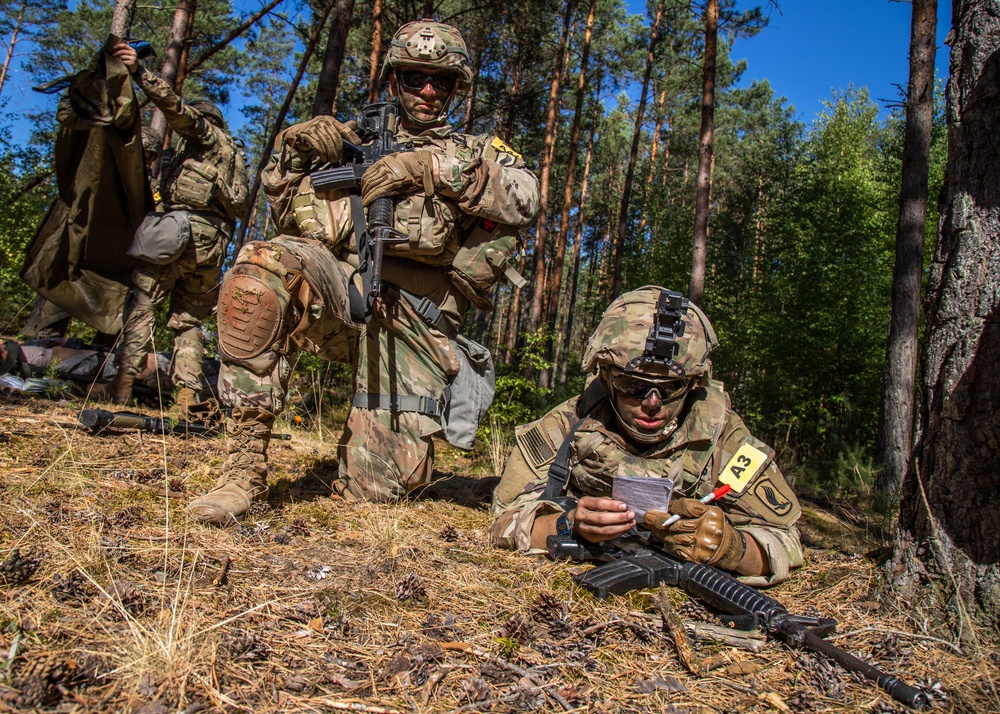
top-left (0, 127), bottom-right (54, 333)
top-left (478, 330), bottom-right (553, 445)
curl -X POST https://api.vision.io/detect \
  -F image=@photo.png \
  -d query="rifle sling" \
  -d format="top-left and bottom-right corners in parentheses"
top-left (543, 379), bottom-right (610, 503)
top-left (347, 193), bottom-right (368, 324)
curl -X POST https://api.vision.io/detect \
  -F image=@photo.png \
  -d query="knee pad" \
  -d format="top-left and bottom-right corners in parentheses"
top-left (218, 262), bottom-right (291, 361)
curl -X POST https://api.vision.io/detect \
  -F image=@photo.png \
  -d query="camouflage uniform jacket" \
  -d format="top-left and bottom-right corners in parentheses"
top-left (132, 66), bottom-right (245, 223)
top-left (491, 379), bottom-right (804, 586)
top-left (263, 122), bottom-right (539, 312)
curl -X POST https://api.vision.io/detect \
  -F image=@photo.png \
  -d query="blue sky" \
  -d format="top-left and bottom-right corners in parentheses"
top-left (729, 0), bottom-right (951, 120)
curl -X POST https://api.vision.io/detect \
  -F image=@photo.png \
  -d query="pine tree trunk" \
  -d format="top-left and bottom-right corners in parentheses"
top-left (110, 0), bottom-right (136, 38)
top-left (172, 7), bottom-right (197, 95)
top-left (890, 0), bottom-right (1000, 637)
top-left (611, 0), bottom-right (664, 298)
top-left (367, 0), bottom-right (383, 103)
top-left (150, 0), bottom-right (196, 141)
top-left (529, 0), bottom-right (576, 338)
top-left (464, 24), bottom-right (486, 132)
top-left (689, 0), bottom-right (717, 307)
top-left (557, 102), bottom-right (599, 385)
top-left (637, 86), bottom-right (667, 239)
top-left (875, 0), bottom-right (937, 504)
top-left (313, 0), bottom-right (356, 116)
top-left (546, 0), bottom-right (600, 381)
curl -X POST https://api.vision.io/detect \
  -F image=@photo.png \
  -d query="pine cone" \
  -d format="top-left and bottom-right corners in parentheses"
top-left (50, 569), bottom-right (92, 603)
top-left (438, 525), bottom-right (460, 542)
top-left (12, 653), bottom-right (80, 707)
top-left (223, 628), bottom-right (269, 661)
top-left (529, 591), bottom-right (563, 625)
top-left (395, 573), bottom-right (427, 603)
top-left (0, 547), bottom-right (42, 586)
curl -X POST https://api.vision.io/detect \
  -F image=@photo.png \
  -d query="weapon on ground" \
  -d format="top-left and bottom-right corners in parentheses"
top-left (78, 408), bottom-right (291, 440)
top-left (547, 532), bottom-right (928, 709)
top-left (309, 102), bottom-right (411, 324)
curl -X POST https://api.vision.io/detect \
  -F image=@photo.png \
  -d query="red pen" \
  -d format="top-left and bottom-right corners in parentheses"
top-left (659, 484), bottom-right (732, 528)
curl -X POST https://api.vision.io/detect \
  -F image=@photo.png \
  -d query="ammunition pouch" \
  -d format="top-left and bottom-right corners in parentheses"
top-left (449, 220), bottom-right (525, 308)
top-left (171, 160), bottom-right (218, 211)
top-left (126, 211), bottom-right (191, 265)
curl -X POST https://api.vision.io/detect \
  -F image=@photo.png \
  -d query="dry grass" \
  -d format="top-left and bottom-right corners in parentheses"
top-left (0, 393), bottom-right (995, 713)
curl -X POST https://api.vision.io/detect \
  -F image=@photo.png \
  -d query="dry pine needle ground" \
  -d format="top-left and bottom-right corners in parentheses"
top-left (0, 394), bottom-right (996, 713)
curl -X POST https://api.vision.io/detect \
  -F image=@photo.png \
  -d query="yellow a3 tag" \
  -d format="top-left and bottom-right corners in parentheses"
top-left (719, 442), bottom-right (770, 494)
top-left (491, 136), bottom-right (522, 159)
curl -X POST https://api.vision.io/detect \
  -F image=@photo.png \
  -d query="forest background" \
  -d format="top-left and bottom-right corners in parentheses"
top-left (0, 0), bottom-right (951, 508)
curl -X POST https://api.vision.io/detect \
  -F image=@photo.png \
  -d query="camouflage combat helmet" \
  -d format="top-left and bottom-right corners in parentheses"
top-left (582, 286), bottom-right (718, 383)
top-left (379, 20), bottom-right (473, 93)
top-left (188, 100), bottom-right (225, 129)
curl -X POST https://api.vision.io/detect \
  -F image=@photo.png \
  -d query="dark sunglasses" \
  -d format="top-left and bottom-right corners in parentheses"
top-left (610, 372), bottom-right (691, 402)
top-left (399, 70), bottom-right (456, 93)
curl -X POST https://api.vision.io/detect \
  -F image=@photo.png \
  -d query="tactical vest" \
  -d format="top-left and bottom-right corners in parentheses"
top-left (165, 134), bottom-right (248, 222)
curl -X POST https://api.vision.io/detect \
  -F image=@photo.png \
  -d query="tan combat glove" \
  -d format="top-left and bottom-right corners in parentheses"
top-left (280, 116), bottom-right (361, 164)
top-left (644, 499), bottom-right (745, 571)
top-left (360, 150), bottom-right (436, 206)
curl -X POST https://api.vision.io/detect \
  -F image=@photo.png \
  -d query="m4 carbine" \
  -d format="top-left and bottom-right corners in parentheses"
top-left (78, 408), bottom-right (291, 439)
top-left (310, 102), bottom-right (411, 324)
top-left (547, 532), bottom-right (928, 709)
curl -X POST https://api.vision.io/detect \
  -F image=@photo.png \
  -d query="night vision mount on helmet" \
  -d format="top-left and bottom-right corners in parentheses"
top-left (582, 286), bottom-right (719, 383)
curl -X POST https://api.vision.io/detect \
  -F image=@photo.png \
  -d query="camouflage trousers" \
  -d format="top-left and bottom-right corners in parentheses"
top-left (118, 211), bottom-right (229, 391)
top-left (217, 235), bottom-right (463, 501)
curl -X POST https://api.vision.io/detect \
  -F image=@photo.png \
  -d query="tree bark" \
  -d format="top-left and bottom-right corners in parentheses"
top-left (110, 0), bottom-right (136, 38)
top-left (150, 0), bottom-right (196, 141)
top-left (611, 0), bottom-right (664, 298)
top-left (875, 0), bottom-right (937, 504)
top-left (171, 5), bottom-right (197, 95)
top-left (637, 85), bottom-right (667, 239)
top-left (689, 0), bottom-right (717, 307)
top-left (367, 0), bottom-right (383, 103)
top-left (528, 0), bottom-right (576, 337)
top-left (313, 0), bottom-right (356, 116)
top-left (234, 0), bottom-right (337, 251)
top-left (557, 91), bottom-right (600, 385)
top-left (890, 0), bottom-right (1000, 638)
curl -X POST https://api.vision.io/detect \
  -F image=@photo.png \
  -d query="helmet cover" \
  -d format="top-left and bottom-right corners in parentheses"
top-left (379, 20), bottom-right (473, 93)
top-left (582, 286), bottom-right (718, 382)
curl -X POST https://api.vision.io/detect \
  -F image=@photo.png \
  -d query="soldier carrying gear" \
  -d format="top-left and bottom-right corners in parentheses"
top-left (184, 21), bottom-right (539, 525)
top-left (94, 43), bottom-right (249, 409)
top-left (491, 286), bottom-right (804, 587)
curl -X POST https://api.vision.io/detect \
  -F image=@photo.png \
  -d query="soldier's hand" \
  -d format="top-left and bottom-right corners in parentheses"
top-left (361, 150), bottom-right (436, 206)
top-left (644, 499), bottom-right (745, 570)
top-left (281, 116), bottom-right (361, 164)
top-left (572, 496), bottom-right (635, 544)
top-left (113, 43), bottom-right (139, 73)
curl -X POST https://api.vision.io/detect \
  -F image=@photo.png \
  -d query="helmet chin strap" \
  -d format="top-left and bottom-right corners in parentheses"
top-left (397, 85), bottom-right (457, 128)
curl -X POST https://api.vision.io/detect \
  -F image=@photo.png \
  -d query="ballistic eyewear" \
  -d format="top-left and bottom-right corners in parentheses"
top-left (399, 70), bottom-right (457, 93)
top-left (611, 372), bottom-right (691, 402)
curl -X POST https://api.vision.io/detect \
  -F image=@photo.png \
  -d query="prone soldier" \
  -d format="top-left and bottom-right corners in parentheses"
top-left (185, 20), bottom-right (540, 524)
top-left (491, 286), bottom-right (803, 586)
top-left (97, 43), bottom-right (248, 408)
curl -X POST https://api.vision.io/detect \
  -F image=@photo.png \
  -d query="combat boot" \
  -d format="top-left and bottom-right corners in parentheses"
top-left (90, 371), bottom-right (135, 405)
top-left (186, 406), bottom-right (273, 525)
top-left (174, 387), bottom-right (199, 411)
